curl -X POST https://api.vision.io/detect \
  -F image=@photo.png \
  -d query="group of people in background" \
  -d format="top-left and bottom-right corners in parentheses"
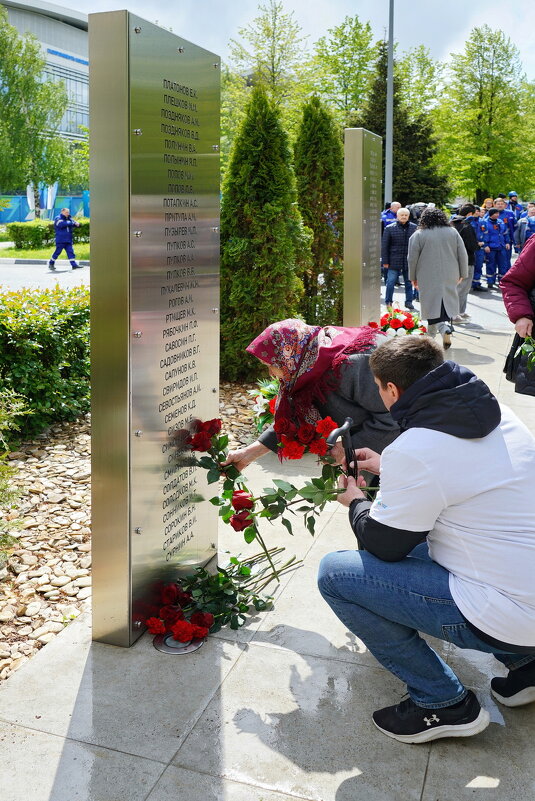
top-left (380, 191), bottom-right (534, 349)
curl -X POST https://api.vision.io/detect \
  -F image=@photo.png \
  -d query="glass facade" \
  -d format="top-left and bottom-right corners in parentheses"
top-left (43, 62), bottom-right (89, 139)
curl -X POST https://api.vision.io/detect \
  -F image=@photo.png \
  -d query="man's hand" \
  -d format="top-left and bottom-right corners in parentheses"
top-left (485, 246), bottom-right (490, 253)
top-left (353, 447), bottom-right (380, 475)
top-left (412, 279), bottom-right (418, 290)
top-left (337, 474), bottom-right (366, 507)
top-left (327, 441), bottom-right (346, 467)
top-left (506, 244), bottom-right (510, 250)
top-left (515, 317), bottom-right (533, 338)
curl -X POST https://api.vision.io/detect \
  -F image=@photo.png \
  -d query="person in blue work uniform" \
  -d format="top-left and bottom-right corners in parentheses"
top-left (48, 208), bottom-right (82, 271)
top-left (491, 198), bottom-right (516, 270)
top-left (515, 203), bottom-right (535, 251)
top-left (506, 191), bottom-right (523, 222)
top-left (381, 201), bottom-right (400, 231)
top-left (481, 208), bottom-right (510, 288)
top-left (469, 206), bottom-right (487, 291)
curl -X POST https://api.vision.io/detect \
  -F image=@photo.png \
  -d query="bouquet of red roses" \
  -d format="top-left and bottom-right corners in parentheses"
top-left (374, 308), bottom-right (427, 337)
top-left (274, 415), bottom-right (340, 460)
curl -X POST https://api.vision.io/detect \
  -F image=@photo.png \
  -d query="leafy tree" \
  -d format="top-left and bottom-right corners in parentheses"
top-left (396, 45), bottom-right (444, 117)
top-left (356, 41), bottom-right (450, 206)
top-left (311, 15), bottom-right (377, 126)
top-left (0, 7), bottom-right (76, 215)
top-left (294, 97), bottom-right (343, 324)
top-left (220, 86), bottom-right (311, 380)
top-left (433, 26), bottom-right (531, 202)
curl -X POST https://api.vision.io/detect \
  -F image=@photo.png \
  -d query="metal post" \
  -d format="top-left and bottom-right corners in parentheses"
top-left (384, 0), bottom-right (394, 205)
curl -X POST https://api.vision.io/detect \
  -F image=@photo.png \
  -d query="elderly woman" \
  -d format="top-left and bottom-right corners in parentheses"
top-left (408, 208), bottom-right (468, 350)
top-left (224, 319), bottom-right (399, 471)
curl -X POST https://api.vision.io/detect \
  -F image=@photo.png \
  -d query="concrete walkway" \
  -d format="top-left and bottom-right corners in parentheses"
top-left (0, 288), bottom-right (534, 801)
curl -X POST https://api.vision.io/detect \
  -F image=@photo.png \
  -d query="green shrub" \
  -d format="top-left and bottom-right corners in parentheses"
top-left (220, 86), bottom-right (312, 380)
top-left (0, 390), bottom-right (29, 567)
top-left (0, 286), bottom-right (90, 439)
top-left (6, 218), bottom-right (90, 249)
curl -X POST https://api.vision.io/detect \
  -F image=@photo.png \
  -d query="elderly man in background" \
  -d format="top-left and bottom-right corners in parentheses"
top-left (381, 207), bottom-right (417, 310)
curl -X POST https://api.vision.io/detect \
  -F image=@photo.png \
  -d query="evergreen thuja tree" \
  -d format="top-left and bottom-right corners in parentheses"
top-left (220, 86), bottom-right (311, 380)
top-left (294, 97), bottom-right (343, 325)
top-left (356, 41), bottom-right (449, 206)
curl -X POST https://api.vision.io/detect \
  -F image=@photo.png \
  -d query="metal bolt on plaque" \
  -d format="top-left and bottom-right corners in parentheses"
top-left (211, 226), bottom-right (219, 233)
top-left (134, 26), bottom-right (141, 33)
top-left (212, 145), bottom-right (219, 151)
top-left (134, 527), bottom-right (142, 535)
top-left (132, 129), bottom-right (142, 136)
top-left (134, 231), bottom-right (142, 237)
top-left (133, 331), bottom-right (143, 338)
top-left (134, 430), bottom-right (143, 437)
top-left (177, 46), bottom-right (184, 53)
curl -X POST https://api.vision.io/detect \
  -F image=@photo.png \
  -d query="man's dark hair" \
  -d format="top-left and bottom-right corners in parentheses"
top-left (369, 336), bottom-right (444, 391)
top-left (417, 207), bottom-right (449, 229)
top-left (459, 203), bottom-right (476, 216)
top-left (497, 193), bottom-right (507, 199)
top-left (488, 207), bottom-right (500, 217)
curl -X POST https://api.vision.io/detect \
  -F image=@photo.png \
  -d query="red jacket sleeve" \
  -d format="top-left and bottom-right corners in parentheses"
top-left (500, 236), bottom-right (535, 323)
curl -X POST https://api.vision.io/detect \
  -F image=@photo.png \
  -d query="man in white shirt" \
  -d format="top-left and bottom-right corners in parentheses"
top-left (318, 335), bottom-right (535, 743)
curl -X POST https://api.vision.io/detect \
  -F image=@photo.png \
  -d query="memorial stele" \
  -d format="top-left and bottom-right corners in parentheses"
top-left (89, 11), bottom-right (220, 647)
top-left (343, 128), bottom-right (382, 327)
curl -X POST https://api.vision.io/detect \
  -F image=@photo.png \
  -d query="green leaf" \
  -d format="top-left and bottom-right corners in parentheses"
top-left (209, 496), bottom-right (224, 505)
top-left (243, 526), bottom-right (256, 544)
top-left (280, 517), bottom-right (293, 536)
top-left (218, 434), bottom-right (229, 449)
top-left (272, 479), bottom-right (293, 492)
top-left (224, 465), bottom-right (240, 481)
top-left (207, 468), bottom-right (221, 484)
top-left (306, 516), bottom-right (316, 535)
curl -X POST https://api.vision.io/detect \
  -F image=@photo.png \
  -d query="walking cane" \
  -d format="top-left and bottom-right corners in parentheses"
top-left (325, 417), bottom-right (356, 478)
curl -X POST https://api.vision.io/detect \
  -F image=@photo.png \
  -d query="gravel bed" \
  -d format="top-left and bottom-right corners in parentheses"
top-left (0, 382), bottom-right (259, 682)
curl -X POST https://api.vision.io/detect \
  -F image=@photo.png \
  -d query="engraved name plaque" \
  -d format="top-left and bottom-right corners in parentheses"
top-left (343, 128), bottom-right (382, 327)
top-left (89, 11), bottom-right (220, 646)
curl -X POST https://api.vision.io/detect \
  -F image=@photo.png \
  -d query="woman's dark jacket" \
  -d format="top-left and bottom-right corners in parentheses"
top-left (258, 352), bottom-right (399, 455)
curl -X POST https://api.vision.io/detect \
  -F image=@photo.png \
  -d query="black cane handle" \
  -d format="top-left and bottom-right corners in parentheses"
top-left (326, 417), bottom-right (357, 478)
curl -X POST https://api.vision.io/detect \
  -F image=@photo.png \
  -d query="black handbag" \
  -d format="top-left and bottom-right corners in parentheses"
top-left (503, 287), bottom-right (535, 394)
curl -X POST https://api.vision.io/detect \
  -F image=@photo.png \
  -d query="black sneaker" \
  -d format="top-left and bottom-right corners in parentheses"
top-left (48, 261), bottom-right (56, 271)
top-left (372, 690), bottom-right (489, 744)
top-left (491, 661), bottom-right (535, 708)
top-left (405, 303), bottom-right (416, 310)
top-left (471, 284), bottom-right (487, 292)
top-left (71, 263), bottom-right (83, 270)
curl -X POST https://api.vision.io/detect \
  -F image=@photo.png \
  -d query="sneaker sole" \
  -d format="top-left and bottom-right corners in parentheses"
top-left (443, 333), bottom-right (452, 349)
top-left (491, 686), bottom-right (535, 708)
top-left (372, 707), bottom-right (490, 744)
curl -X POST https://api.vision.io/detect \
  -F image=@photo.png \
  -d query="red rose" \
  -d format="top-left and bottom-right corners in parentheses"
top-left (229, 510), bottom-right (253, 531)
top-left (190, 623), bottom-right (209, 639)
top-left (161, 583), bottom-right (179, 605)
top-left (420, 325), bottom-right (427, 333)
top-left (280, 437), bottom-right (306, 460)
top-left (380, 313), bottom-right (390, 326)
top-left (268, 396), bottom-right (277, 414)
top-left (190, 611), bottom-right (214, 629)
top-left (159, 606), bottom-right (185, 626)
top-left (296, 423), bottom-right (316, 444)
top-left (231, 490), bottom-right (255, 511)
top-left (175, 587), bottom-right (193, 606)
top-left (146, 617), bottom-right (166, 635)
top-left (187, 431), bottom-right (212, 451)
top-left (273, 417), bottom-right (297, 437)
top-left (309, 437), bottom-right (328, 457)
top-left (402, 317), bottom-right (414, 329)
top-left (171, 619), bottom-right (195, 642)
top-left (368, 321), bottom-right (379, 329)
top-left (389, 318), bottom-right (402, 329)
top-left (315, 416), bottom-right (338, 437)
top-left (199, 418), bottom-right (222, 438)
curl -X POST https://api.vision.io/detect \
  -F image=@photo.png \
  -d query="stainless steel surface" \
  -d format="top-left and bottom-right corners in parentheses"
top-left (90, 11), bottom-right (220, 647)
top-left (343, 128), bottom-right (382, 327)
top-left (152, 634), bottom-right (205, 654)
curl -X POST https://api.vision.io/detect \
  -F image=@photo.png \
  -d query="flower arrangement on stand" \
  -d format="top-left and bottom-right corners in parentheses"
top-left (375, 307), bottom-right (427, 337)
top-left (248, 377), bottom-right (280, 432)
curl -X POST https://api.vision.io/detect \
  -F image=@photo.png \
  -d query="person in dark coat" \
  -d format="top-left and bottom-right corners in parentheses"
top-left (48, 208), bottom-right (82, 271)
top-left (381, 208), bottom-right (417, 309)
top-left (450, 204), bottom-right (479, 321)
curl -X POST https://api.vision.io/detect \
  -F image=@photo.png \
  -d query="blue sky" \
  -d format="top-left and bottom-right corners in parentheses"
top-left (83, 0), bottom-right (535, 80)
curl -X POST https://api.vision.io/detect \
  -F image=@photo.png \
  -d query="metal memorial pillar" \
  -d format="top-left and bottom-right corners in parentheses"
top-left (343, 128), bottom-right (382, 327)
top-left (89, 11), bottom-right (220, 646)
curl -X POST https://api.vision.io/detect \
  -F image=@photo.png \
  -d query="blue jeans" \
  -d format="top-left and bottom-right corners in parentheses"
top-left (385, 267), bottom-right (412, 306)
top-left (318, 543), bottom-right (534, 708)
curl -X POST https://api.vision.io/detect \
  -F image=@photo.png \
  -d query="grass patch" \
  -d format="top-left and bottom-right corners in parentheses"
top-left (1, 243), bottom-right (91, 260)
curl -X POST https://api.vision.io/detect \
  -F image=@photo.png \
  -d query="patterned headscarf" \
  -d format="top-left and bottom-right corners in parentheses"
top-left (246, 319), bottom-right (381, 425)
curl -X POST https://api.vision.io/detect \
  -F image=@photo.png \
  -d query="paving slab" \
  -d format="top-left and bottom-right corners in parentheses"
top-left (0, 720), bottom-right (165, 801)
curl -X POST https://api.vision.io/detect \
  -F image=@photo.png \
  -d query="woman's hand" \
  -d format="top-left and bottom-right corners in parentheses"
top-left (515, 317), bottom-right (533, 338)
top-left (336, 474), bottom-right (366, 507)
top-left (221, 441), bottom-right (270, 473)
top-left (412, 280), bottom-right (418, 290)
top-left (353, 447), bottom-right (381, 475)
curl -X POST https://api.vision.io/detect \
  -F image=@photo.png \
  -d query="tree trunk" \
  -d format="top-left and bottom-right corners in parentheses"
top-left (33, 185), bottom-right (41, 219)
